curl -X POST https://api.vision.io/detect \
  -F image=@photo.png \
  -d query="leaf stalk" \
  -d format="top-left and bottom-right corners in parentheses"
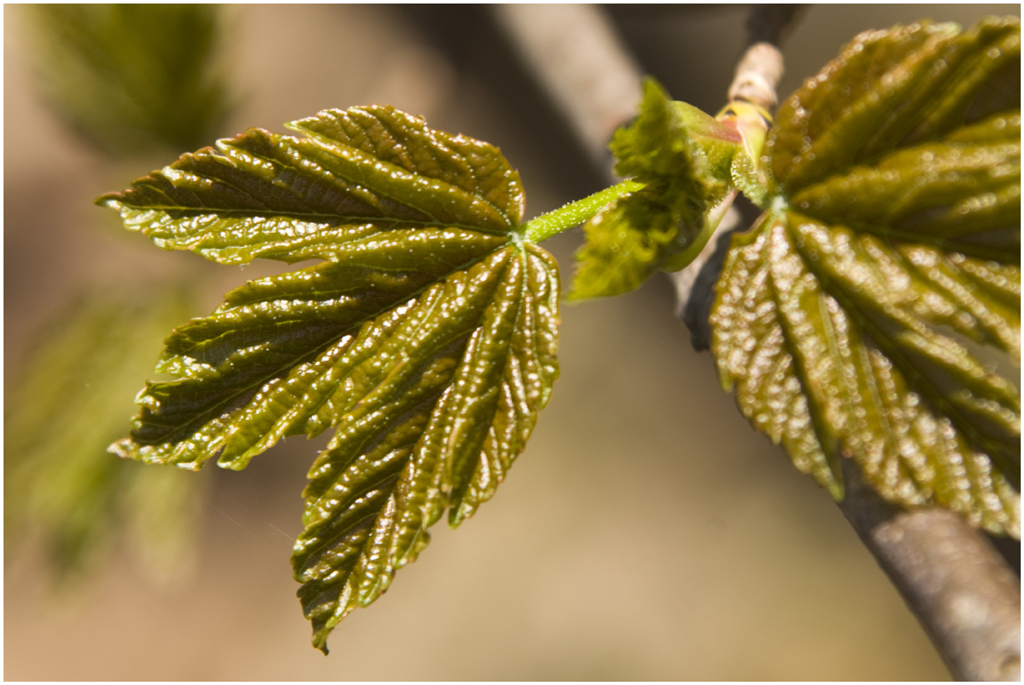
top-left (522, 179), bottom-right (642, 244)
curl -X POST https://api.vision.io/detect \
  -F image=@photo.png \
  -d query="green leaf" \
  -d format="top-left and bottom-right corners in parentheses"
top-left (25, 5), bottom-right (229, 154)
top-left (568, 79), bottom-right (740, 300)
top-left (5, 287), bottom-right (206, 580)
top-left (766, 18), bottom-right (1021, 197)
top-left (712, 17), bottom-right (1020, 536)
top-left (100, 105), bottom-right (560, 651)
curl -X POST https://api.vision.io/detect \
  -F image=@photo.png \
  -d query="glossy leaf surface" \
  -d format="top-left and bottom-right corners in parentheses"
top-left (569, 79), bottom-right (739, 299)
top-left (101, 105), bottom-right (559, 651)
top-left (712, 17), bottom-right (1020, 535)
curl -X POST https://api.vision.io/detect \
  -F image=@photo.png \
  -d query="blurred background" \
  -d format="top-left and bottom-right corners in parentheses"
top-left (4, 4), bottom-right (1016, 680)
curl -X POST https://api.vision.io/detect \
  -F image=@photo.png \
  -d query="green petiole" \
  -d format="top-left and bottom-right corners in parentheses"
top-left (522, 179), bottom-right (643, 244)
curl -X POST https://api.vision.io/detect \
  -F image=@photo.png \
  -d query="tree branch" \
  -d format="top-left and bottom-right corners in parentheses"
top-left (493, 4), bottom-right (643, 182)
top-left (494, 5), bottom-right (1020, 680)
top-left (839, 458), bottom-right (1021, 681)
top-left (673, 10), bottom-right (789, 340)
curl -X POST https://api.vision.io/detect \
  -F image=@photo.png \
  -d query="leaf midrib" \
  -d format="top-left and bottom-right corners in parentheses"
top-left (295, 111), bottom-right (521, 230)
top-left (783, 218), bottom-right (1021, 484)
top-left (138, 245), bottom-right (523, 459)
top-left (123, 204), bottom-right (516, 239)
top-left (299, 249), bottom-right (524, 583)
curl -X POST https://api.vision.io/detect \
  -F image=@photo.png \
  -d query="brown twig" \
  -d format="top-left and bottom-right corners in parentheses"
top-left (493, 4), bottom-right (643, 183)
top-left (839, 458), bottom-right (1021, 681)
top-left (673, 10), bottom-right (789, 342)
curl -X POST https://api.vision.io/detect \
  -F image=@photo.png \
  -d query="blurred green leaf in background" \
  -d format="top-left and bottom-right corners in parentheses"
top-left (6, 4), bottom-right (235, 584)
top-left (25, 4), bottom-right (230, 155)
top-left (5, 288), bottom-right (209, 583)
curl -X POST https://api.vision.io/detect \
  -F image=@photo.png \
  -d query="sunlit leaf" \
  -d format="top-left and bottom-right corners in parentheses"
top-left (4, 287), bottom-right (207, 580)
top-left (100, 105), bottom-right (560, 651)
top-left (25, 4), bottom-right (229, 154)
top-left (712, 17), bottom-right (1020, 536)
top-left (569, 79), bottom-right (739, 299)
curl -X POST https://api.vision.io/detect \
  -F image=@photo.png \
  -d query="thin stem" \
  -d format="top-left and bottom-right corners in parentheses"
top-left (522, 179), bottom-right (642, 244)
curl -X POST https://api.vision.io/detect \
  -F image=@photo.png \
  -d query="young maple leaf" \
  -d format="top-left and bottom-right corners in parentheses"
top-left (569, 16), bottom-right (1020, 537)
top-left (712, 17), bottom-right (1021, 535)
top-left (99, 105), bottom-right (559, 652)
